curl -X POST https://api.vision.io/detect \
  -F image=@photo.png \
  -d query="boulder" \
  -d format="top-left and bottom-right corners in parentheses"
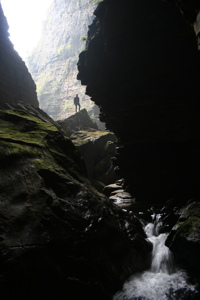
top-left (58, 108), bottom-right (98, 134)
top-left (59, 109), bottom-right (119, 191)
top-left (70, 128), bottom-right (119, 190)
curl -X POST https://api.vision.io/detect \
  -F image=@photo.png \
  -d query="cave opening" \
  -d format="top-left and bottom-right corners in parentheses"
top-left (1, 0), bottom-right (103, 123)
top-left (0, 0), bottom-right (200, 299)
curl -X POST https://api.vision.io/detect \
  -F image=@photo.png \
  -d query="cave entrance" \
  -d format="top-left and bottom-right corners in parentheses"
top-left (0, 0), bottom-right (101, 123)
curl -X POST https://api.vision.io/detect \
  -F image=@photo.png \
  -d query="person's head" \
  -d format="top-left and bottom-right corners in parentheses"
top-left (76, 94), bottom-right (78, 97)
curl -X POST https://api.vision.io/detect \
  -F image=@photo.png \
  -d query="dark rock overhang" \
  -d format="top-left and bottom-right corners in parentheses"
top-left (77, 0), bottom-right (200, 202)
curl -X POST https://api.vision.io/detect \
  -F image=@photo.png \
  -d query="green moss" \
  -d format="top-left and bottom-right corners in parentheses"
top-left (57, 45), bottom-right (65, 55)
top-left (57, 44), bottom-right (72, 56)
top-left (0, 138), bottom-right (80, 185)
top-left (0, 141), bottom-right (42, 160)
top-left (173, 216), bottom-right (200, 241)
top-left (181, 202), bottom-right (200, 219)
top-left (0, 110), bottom-right (58, 158)
top-left (90, 0), bottom-right (103, 4)
top-left (0, 112), bottom-right (58, 148)
top-left (66, 44), bottom-right (72, 50)
top-left (71, 130), bottom-right (109, 147)
top-left (33, 155), bottom-right (64, 174)
top-left (0, 109), bottom-right (87, 186)
top-left (0, 110), bottom-right (57, 130)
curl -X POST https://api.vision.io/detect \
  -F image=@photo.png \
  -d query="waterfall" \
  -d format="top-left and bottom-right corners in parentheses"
top-left (113, 214), bottom-right (198, 300)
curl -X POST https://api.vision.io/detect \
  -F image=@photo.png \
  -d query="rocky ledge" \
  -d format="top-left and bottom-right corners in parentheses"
top-left (58, 109), bottom-right (119, 192)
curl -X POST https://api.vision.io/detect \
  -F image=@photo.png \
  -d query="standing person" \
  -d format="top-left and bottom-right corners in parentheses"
top-left (74, 94), bottom-right (81, 113)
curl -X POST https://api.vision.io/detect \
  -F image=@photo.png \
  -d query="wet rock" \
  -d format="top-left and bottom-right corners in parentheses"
top-left (103, 181), bottom-right (124, 197)
top-left (71, 129), bottom-right (118, 190)
top-left (166, 201), bottom-right (200, 275)
top-left (103, 181), bottom-right (136, 211)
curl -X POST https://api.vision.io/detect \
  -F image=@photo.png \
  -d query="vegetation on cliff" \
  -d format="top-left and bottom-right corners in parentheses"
top-left (27, 0), bottom-right (98, 121)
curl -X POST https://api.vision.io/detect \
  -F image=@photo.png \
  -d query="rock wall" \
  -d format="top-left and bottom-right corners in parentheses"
top-left (58, 109), bottom-right (118, 191)
top-left (164, 0), bottom-right (200, 23)
top-left (166, 200), bottom-right (200, 278)
top-left (77, 0), bottom-right (200, 203)
top-left (27, 0), bottom-right (98, 120)
top-left (0, 4), bottom-right (38, 108)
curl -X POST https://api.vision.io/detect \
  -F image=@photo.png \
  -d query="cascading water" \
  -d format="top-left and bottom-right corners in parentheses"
top-left (113, 214), bottom-right (198, 300)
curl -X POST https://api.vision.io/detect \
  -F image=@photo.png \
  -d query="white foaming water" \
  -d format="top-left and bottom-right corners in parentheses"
top-left (113, 214), bottom-right (197, 300)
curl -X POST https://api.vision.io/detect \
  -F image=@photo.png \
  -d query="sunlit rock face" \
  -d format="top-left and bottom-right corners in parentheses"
top-left (0, 4), bottom-right (38, 108)
top-left (77, 0), bottom-right (200, 202)
top-left (27, 0), bottom-right (98, 120)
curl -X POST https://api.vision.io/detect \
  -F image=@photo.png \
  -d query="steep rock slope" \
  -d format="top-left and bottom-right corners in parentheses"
top-left (0, 4), bottom-right (38, 108)
top-left (27, 0), bottom-right (98, 120)
top-left (0, 103), bottom-right (151, 299)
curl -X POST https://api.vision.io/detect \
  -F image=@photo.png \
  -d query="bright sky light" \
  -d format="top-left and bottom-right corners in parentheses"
top-left (0, 0), bottom-right (53, 60)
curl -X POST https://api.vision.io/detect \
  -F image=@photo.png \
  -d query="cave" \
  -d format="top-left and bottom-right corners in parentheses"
top-left (0, 1), bottom-right (200, 299)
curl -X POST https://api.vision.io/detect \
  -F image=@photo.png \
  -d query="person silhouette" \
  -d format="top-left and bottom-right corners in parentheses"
top-left (74, 94), bottom-right (81, 113)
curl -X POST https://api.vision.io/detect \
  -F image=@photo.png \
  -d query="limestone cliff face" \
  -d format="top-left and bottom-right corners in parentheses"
top-left (0, 4), bottom-right (38, 108)
top-left (27, 0), bottom-right (98, 120)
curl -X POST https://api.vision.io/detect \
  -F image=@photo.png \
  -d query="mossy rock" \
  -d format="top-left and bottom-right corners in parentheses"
top-left (166, 201), bottom-right (200, 272)
top-left (0, 104), bottom-right (151, 299)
